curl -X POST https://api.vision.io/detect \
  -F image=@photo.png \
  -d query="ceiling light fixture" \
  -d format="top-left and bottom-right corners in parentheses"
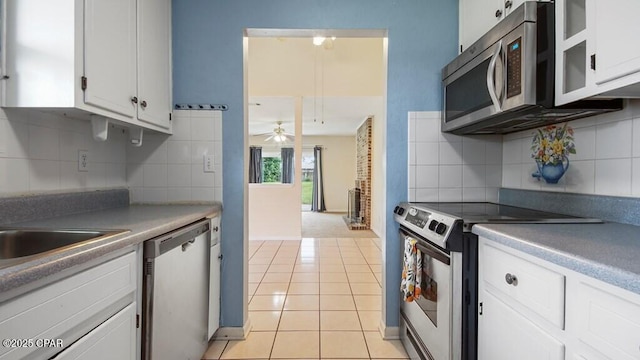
top-left (312, 36), bottom-right (326, 46)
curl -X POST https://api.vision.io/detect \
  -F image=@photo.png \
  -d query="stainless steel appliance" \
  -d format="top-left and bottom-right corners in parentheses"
top-left (393, 202), bottom-right (600, 360)
top-left (142, 219), bottom-right (211, 360)
top-left (442, 1), bottom-right (622, 135)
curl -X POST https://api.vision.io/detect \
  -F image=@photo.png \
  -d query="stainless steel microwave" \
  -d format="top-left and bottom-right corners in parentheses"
top-left (441, 1), bottom-right (622, 135)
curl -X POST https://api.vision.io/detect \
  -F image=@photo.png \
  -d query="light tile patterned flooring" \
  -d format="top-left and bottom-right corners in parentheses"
top-left (203, 238), bottom-right (409, 360)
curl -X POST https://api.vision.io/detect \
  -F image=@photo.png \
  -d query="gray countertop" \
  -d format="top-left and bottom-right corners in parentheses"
top-left (0, 204), bottom-right (222, 301)
top-left (472, 222), bottom-right (640, 295)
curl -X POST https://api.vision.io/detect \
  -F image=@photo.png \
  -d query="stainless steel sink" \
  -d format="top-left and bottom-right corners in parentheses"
top-left (0, 228), bottom-right (129, 261)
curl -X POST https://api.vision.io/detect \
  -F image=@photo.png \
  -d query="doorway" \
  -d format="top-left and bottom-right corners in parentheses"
top-left (246, 32), bottom-right (386, 240)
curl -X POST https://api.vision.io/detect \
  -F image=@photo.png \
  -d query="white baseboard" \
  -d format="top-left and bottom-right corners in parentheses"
top-left (213, 318), bottom-right (252, 340)
top-left (379, 320), bottom-right (400, 340)
top-left (248, 236), bottom-right (301, 241)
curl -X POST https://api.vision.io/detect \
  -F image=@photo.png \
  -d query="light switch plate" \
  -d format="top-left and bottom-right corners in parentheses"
top-left (204, 154), bottom-right (215, 173)
top-left (78, 150), bottom-right (89, 172)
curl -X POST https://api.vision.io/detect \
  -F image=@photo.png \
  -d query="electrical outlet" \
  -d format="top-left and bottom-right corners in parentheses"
top-left (78, 150), bottom-right (89, 172)
top-left (204, 154), bottom-right (215, 173)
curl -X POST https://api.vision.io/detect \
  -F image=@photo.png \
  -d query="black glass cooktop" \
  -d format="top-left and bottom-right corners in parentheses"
top-left (411, 202), bottom-right (601, 224)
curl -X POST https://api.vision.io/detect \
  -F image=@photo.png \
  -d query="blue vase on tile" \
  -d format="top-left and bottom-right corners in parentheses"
top-left (532, 158), bottom-right (570, 184)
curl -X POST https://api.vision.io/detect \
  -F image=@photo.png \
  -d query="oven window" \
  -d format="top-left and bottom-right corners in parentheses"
top-left (416, 254), bottom-right (438, 326)
top-left (445, 57), bottom-right (493, 122)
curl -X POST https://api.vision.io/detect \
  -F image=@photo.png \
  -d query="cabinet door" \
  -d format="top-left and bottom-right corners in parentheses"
top-left (84, 0), bottom-right (137, 118)
top-left (505, 0), bottom-right (526, 16)
top-left (459, 0), bottom-right (504, 50)
top-left (478, 291), bottom-right (565, 360)
top-left (53, 303), bottom-right (136, 360)
top-left (208, 242), bottom-right (221, 339)
top-left (593, 0), bottom-right (640, 85)
top-left (574, 281), bottom-right (640, 360)
top-left (137, 0), bottom-right (172, 130)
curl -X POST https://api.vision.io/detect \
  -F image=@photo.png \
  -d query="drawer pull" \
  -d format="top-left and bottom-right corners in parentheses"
top-left (505, 273), bottom-right (518, 286)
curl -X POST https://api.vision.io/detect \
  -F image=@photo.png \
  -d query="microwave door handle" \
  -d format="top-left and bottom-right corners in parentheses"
top-left (487, 40), bottom-right (503, 112)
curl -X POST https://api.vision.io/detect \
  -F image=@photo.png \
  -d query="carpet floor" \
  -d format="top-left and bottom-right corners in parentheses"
top-left (302, 212), bottom-right (377, 239)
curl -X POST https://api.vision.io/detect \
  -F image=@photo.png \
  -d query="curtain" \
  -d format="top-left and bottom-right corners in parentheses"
top-left (281, 147), bottom-right (294, 184)
top-left (311, 145), bottom-right (326, 212)
top-left (249, 146), bottom-right (262, 183)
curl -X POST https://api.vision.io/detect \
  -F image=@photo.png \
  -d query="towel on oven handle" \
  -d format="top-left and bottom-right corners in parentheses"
top-left (401, 235), bottom-right (422, 302)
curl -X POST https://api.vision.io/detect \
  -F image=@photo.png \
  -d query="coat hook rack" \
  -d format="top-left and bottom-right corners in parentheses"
top-left (174, 104), bottom-right (228, 111)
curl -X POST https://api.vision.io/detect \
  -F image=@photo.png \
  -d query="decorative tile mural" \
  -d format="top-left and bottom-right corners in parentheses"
top-left (531, 123), bottom-right (575, 184)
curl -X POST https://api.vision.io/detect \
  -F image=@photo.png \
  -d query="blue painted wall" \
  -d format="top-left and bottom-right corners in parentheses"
top-left (173, 0), bottom-right (458, 328)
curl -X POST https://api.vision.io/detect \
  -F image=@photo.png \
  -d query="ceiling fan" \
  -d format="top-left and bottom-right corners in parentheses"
top-left (261, 121), bottom-right (294, 143)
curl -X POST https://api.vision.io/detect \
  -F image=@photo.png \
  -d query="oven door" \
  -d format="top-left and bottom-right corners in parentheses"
top-left (400, 229), bottom-right (452, 360)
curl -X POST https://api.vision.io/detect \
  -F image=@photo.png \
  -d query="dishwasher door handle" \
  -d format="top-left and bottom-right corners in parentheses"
top-left (181, 239), bottom-right (196, 252)
top-left (144, 219), bottom-right (211, 258)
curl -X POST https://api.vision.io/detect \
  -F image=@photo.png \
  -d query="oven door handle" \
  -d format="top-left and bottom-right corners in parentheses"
top-left (487, 40), bottom-right (503, 112)
top-left (400, 229), bottom-right (450, 266)
top-left (414, 242), bottom-right (451, 266)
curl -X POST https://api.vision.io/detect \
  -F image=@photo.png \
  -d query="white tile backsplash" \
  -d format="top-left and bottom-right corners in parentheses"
top-left (0, 109), bottom-right (127, 196)
top-left (632, 158), bottom-right (640, 196)
top-left (502, 100), bottom-right (640, 198)
top-left (167, 164), bottom-right (191, 187)
top-left (415, 142), bottom-right (439, 165)
top-left (28, 125), bottom-right (60, 161)
top-left (595, 120), bottom-right (632, 159)
top-left (126, 110), bottom-right (223, 203)
top-left (408, 112), bottom-right (503, 202)
top-left (143, 164), bottom-right (168, 187)
top-left (439, 141), bottom-right (463, 165)
top-left (595, 158), bottom-right (632, 195)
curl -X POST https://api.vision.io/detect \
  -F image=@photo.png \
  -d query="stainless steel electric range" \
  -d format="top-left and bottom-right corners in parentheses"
top-left (393, 202), bottom-right (601, 360)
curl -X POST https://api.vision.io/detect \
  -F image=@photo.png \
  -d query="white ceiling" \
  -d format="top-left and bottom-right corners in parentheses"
top-left (248, 96), bottom-right (383, 136)
top-left (248, 37), bottom-right (384, 137)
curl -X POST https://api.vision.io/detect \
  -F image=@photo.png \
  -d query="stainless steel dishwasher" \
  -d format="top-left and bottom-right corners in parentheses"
top-left (142, 219), bottom-right (211, 360)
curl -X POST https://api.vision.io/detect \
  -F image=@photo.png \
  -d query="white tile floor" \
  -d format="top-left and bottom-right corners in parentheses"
top-left (203, 238), bottom-right (409, 360)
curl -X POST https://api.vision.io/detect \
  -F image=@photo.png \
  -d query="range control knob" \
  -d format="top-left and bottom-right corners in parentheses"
top-left (428, 220), bottom-right (438, 231)
top-left (435, 222), bottom-right (448, 235)
top-left (393, 206), bottom-right (399, 214)
top-left (398, 207), bottom-right (405, 215)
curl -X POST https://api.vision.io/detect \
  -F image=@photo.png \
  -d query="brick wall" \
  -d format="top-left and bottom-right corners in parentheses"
top-left (355, 117), bottom-right (372, 229)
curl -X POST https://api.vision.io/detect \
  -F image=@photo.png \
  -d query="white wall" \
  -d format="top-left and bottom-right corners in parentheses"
top-left (408, 111), bottom-right (503, 202)
top-left (0, 108), bottom-right (127, 195)
top-left (127, 110), bottom-right (223, 203)
top-left (502, 100), bottom-right (640, 197)
top-left (303, 135), bottom-right (356, 212)
top-left (248, 98), bottom-right (303, 240)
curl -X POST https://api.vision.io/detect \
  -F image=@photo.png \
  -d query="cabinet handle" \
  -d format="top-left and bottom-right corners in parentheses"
top-left (213, 226), bottom-right (219, 232)
top-left (141, 100), bottom-right (148, 109)
top-left (218, 254), bottom-right (223, 260)
top-left (495, 9), bottom-right (503, 18)
top-left (505, 273), bottom-right (518, 286)
top-left (505, 0), bottom-right (512, 9)
top-left (131, 96), bottom-right (138, 104)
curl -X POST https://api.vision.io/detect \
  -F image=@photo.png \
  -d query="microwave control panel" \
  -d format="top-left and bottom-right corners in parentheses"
top-left (506, 37), bottom-right (522, 98)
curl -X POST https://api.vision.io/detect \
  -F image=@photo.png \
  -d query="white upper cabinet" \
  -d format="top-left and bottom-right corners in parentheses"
top-left (3, 0), bottom-right (172, 134)
top-left (592, 0), bottom-right (640, 86)
top-left (84, 0), bottom-right (137, 118)
top-left (459, 0), bottom-right (525, 51)
top-left (137, 0), bottom-right (172, 129)
top-left (556, 0), bottom-right (640, 105)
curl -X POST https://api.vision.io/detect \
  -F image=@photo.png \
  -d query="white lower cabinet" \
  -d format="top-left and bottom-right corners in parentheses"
top-left (479, 291), bottom-right (564, 360)
top-left (53, 303), bottom-right (136, 360)
top-left (479, 238), bottom-right (640, 360)
top-left (0, 251), bottom-right (137, 360)
top-left (573, 281), bottom-right (640, 360)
